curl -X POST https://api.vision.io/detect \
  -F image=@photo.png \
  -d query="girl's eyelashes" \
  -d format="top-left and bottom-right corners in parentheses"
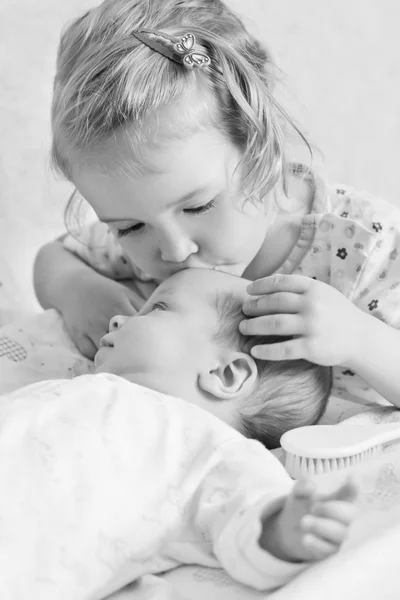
top-left (184, 198), bottom-right (216, 215)
top-left (116, 198), bottom-right (217, 237)
top-left (117, 223), bottom-right (145, 238)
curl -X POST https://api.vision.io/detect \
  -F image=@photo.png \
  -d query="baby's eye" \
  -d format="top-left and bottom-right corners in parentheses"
top-left (149, 301), bottom-right (168, 312)
top-left (184, 198), bottom-right (216, 215)
top-left (117, 223), bottom-right (145, 238)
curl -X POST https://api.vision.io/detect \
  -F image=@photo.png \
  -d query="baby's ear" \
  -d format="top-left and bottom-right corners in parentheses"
top-left (198, 352), bottom-right (258, 400)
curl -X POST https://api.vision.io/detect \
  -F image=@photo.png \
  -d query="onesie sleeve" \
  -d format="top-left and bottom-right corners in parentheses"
top-left (0, 374), bottom-right (304, 598)
top-left (63, 220), bottom-right (154, 282)
top-left (192, 438), bottom-right (306, 591)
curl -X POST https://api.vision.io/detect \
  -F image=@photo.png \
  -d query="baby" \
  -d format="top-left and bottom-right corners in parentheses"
top-left (95, 269), bottom-right (357, 577)
top-left (96, 268), bottom-right (332, 449)
top-left (0, 269), bottom-right (357, 599)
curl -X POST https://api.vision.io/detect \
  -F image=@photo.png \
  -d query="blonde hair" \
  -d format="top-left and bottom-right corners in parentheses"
top-left (51, 0), bottom-right (312, 210)
top-left (215, 293), bottom-right (331, 449)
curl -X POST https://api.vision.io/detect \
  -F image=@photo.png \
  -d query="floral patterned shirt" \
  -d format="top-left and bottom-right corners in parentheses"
top-left (63, 167), bottom-right (400, 405)
top-left (277, 165), bottom-right (400, 405)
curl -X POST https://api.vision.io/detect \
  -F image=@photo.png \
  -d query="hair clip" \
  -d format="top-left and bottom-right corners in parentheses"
top-left (133, 29), bottom-right (211, 70)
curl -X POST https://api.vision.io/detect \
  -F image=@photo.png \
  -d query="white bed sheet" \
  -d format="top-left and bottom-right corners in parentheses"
top-left (0, 309), bottom-right (399, 599)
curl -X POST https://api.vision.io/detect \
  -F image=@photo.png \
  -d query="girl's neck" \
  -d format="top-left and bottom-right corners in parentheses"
top-left (244, 172), bottom-right (313, 281)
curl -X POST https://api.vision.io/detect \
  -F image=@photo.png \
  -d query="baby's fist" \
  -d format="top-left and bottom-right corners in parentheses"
top-left (260, 477), bottom-right (358, 563)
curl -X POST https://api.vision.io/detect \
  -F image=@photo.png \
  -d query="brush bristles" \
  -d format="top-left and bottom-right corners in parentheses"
top-left (284, 445), bottom-right (383, 478)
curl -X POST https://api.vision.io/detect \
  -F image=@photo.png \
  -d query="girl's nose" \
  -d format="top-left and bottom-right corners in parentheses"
top-left (159, 229), bottom-right (198, 263)
top-left (109, 315), bottom-right (127, 332)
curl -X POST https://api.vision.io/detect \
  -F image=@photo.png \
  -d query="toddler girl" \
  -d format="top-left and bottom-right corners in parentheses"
top-left (34, 0), bottom-right (400, 408)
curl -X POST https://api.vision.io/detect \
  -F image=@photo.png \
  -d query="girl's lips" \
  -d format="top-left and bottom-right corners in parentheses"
top-left (212, 263), bottom-right (245, 276)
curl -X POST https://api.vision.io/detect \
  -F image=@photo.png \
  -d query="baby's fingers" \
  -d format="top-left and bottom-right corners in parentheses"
top-left (325, 477), bottom-right (359, 503)
top-left (312, 500), bottom-right (357, 526)
top-left (301, 515), bottom-right (348, 546)
top-left (302, 533), bottom-right (338, 561)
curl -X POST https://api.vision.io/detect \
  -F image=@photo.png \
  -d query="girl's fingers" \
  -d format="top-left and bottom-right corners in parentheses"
top-left (243, 292), bottom-right (303, 316)
top-left (302, 533), bottom-right (338, 560)
top-left (301, 515), bottom-right (348, 546)
top-left (77, 335), bottom-right (98, 360)
top-left (239, 314), bottom-right (305, 337)
top-left (250, 338), bottom-right (304, 361)
top-left (247, 274), bottom-right (312, 296)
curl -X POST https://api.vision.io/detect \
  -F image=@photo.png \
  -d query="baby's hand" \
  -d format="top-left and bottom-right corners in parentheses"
top-left (260, 477), bottom-right (358, 563)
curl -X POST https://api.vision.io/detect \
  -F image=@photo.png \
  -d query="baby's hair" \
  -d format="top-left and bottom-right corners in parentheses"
top-left (51, 0), bottom-right (312, 219)
top-left (214, 293), bottom-right (331, 449)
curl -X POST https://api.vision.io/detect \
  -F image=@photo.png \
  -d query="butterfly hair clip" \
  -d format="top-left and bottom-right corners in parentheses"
top-left (133, 29), bottom-right (214, 71)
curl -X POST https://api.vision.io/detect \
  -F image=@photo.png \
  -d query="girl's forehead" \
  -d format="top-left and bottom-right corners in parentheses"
top-left (86, 80), bottom-right (222, 169)
top-left (97, 125), bottom-right (236, 175)
top-left (74, 130), bottom-right (242, 219)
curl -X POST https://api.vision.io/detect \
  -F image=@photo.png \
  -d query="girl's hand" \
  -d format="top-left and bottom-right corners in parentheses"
top-left (240, 275), bottom-right (365, 366)
top-left (58, 273), bottom-right (143, 359)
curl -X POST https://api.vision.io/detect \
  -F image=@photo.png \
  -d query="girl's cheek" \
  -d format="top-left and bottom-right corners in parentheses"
top-left (120, 237), bottom-right (146, 257)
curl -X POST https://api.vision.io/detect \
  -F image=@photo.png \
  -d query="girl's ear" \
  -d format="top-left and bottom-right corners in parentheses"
top-left (198, 352), bottom-right (258, 400)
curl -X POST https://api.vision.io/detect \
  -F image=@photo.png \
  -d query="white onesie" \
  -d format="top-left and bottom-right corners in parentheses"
top-left (0, 373), bottom-right (304, 599)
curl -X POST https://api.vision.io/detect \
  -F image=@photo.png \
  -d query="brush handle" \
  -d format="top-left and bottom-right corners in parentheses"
top-left (280, 422), bottom-right (400, 459)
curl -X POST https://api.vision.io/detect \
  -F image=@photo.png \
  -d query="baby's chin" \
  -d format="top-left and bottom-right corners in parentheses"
top-left (93, 361), bottom-right (122, 377)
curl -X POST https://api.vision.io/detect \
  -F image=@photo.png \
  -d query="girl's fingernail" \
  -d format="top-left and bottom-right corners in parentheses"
top-left (239, 320), bottom-right (248, 333)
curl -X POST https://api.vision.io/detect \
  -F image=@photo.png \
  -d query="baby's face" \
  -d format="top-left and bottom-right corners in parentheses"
top-left (72, 85), bottom-right (269, 281)
top-left (94, 269), bottom-right (248, 417)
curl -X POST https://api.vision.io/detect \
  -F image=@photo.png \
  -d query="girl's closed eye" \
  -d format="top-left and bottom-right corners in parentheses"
top-left (116, 198), bottom-right (217, 238)
top-left (184, 198), bottom-right (216, 215)
top-left (117, 222), bottom-right (145, 238)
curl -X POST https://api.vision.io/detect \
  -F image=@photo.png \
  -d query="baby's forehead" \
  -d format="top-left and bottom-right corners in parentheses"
top-left (166, 269), bottom-right (248, 304)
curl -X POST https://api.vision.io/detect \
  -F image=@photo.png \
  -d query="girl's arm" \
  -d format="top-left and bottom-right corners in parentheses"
top-left (348, 312), bottom-right (400, 408)
top-left (33, 239), bottom-right (96, 311)
top-left (33, 239), bottom-right (144, 358)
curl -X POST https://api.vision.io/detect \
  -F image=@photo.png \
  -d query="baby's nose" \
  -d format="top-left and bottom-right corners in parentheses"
top-left (109, 315), bottom-right (126, 332)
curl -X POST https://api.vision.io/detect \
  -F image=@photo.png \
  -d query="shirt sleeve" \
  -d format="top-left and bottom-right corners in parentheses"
top-left (350, 220), bottom-right (400, 329)
top-left (326, 206), bottom-right (400, 403)
top-left (63, 220), bottom-right (154, 282)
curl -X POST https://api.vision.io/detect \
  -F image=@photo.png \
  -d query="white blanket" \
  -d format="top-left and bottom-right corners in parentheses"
top-left (1, 310), bottom-right (400, 599)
